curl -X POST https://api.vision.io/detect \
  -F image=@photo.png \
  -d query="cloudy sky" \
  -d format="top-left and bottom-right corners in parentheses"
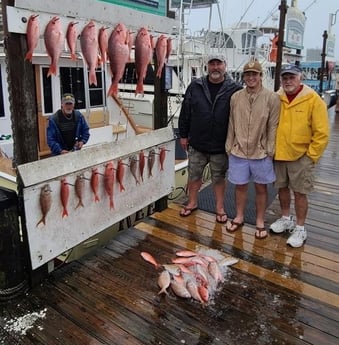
top-left (185, 0), bottom-right (339, 60)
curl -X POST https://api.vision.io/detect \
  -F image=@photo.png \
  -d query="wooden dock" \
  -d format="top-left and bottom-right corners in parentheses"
top-left (0, 108), bottom-right (338, 345)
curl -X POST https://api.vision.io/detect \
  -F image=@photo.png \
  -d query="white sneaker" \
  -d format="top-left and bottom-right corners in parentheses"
top-left (286, 227), bottom-right (307, 248)
top-left (270, 216), bottom-right (295, 233)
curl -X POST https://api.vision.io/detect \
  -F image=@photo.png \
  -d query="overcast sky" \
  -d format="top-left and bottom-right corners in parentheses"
top-left (185, 0), bottom-right (339, 60)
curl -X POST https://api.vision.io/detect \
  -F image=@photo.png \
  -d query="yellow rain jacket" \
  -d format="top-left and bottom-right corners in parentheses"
top-left (275, 84), bottom-right (329, 163)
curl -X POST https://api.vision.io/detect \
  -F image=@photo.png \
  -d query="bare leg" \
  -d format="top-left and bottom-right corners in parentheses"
top-left (255, 183), bottom-right (268, 238)
top-left (294, 191), bottom-right (308, 226)
top-left (278, 187), bottom-right (291, 216)
top-left (213, 179), bottom-right (227, 222)
top-left (227, 184), bottom-right (247, 231)
top-left (180, 179), bottom-right (202, 216)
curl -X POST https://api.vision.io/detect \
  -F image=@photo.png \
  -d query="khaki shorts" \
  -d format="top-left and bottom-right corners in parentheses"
top-left (188, 147), bottom-right (228, 184)
top-left (274, 155), bottom-right (315, 194)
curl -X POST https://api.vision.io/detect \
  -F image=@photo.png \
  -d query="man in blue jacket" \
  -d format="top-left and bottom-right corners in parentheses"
top-left (178, 55), bottom-right (242, 223)
top-left (47, 93), bottom-right (90, 155)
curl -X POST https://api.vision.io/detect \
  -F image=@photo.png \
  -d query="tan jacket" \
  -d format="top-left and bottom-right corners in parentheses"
top-left (226, 86), bottom-right (280, 159)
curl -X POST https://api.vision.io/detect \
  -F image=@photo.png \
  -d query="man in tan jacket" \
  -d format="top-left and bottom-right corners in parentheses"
top-left (225, 60), bottom-right (280, 239)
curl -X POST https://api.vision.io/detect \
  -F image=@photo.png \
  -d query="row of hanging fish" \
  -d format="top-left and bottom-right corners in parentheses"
top-left (36, 147), bottom-right (168, 227)
top-left (25, 15), bottom-right (172, 94)
top-left (140, 247), bottom-right (239, 306)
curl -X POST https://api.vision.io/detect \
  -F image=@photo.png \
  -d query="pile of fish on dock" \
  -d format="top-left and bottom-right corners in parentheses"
top-left (140, 247), bottom-right (239, 306)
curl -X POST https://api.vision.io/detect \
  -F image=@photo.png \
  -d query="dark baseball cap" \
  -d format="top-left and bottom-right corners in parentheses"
top-left (280, 64), bottom-right (302, 76)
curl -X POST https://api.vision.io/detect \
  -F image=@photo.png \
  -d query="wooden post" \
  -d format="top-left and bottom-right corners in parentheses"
top-left (153, 56), bottom-right (168, 212)
top-left (2, 0), bottom-right (47, 290)
top-left (274, 0), bottom-right (287, 91)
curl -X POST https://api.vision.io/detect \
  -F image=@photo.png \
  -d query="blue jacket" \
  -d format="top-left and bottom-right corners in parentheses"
top-left (178, 74), bottom-right (242, 154)
top-left (47, 110), bottom-right (90, 155)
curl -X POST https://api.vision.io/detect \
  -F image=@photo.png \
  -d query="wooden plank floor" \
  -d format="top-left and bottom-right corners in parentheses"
top-left (1, 108), bottom-right (339, 345)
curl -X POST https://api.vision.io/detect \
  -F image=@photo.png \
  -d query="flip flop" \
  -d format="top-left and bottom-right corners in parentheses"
top-left (179, 206), bottom-right (198, 217)
top-left (216, 213), bottom-right (227, 224)
top-left (226, 220), bottom-right (244, 232)
top-left (255, 227), bottom-right (268, 239)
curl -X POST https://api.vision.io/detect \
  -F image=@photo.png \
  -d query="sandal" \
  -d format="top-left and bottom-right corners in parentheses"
top-left (255, 227), bottom-right (268, 239)
top-left (216, 213), bottom-right (228, 224)
top-left (226, 220), bottom-right (244, 232)
top-left (179, 206), bottom-right (198, 217)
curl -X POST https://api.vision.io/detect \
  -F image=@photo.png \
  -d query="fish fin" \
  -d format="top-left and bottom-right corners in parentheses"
top-left (62, 209), bottom-right (68, 218)
top-left (89, 71), bottom-right (97, 86)
top-left (36, 217), bottom-right (45, 227)
top-left (94, 195), bottom-right (100, 202)
top-left (107, 83), bottom-right (118, 97)
top-left (70, 53), bottom-right (77, 61)
top-left (75, 201), bottom-right (84, 209)
top-left (47, 63), bottom-right (57, 77)
top-left (119, 184), bottom-right (125, 192)
top-left (135, 82), bottom-right (144, 95)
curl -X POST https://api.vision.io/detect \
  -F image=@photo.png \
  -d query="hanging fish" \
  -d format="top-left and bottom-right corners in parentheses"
top-left (107, 22), bottom-right (130, 97)
top-left (104, 162), bottom-right (114, 209)
top-left (80, 20), bottom-right (98, 86)
top-left (66, 21), bottom-right (78, 61)
top-left (159, 147), bottom-right (167, 171)
top-left (129, 155), bottom-right (139, 185)
top-left (135, 27), bottom-right (154, 95)
top-left (25, 14), bottom-right (40, 62)
top-left (60, 178), bottom-right (70, 218)
top-left (44, 16), bottom-right (65, 77)
top-left (90, 168), bottom-right (100, 203)
top-left (75, 174), bottom-right (85, 209)
top-left (36, 184), bottom-right (52, 227)
top-left (148, 149), bottom-right (156, 177)
top-left (155, 34), bottom-right (167, 78)
top-left (116, 159), bottom-right (126, 192)
top-left (98, 26), bottom-right (109, 65)
top-left (139, 150), bottom-right (145, 182)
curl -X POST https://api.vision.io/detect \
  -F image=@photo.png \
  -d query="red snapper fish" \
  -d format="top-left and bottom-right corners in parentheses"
top-left (155, 34), bottom-right (167, 78)
top-left (140, 251), bottom-right (161, 269)
top-left (135, 27), bottom-right (154, 95)
top-left (66, 21), bottom-right (78, 61)
top-left (98, 26), bottom-right (109, 65)
top-left (80, 20), bottom-right (98, 86)
top-left (36, 184), bottom-right (52, 227)
top-left (148, 149), bottom-right (156, 177)
top-left (159, 147), bottom-right (167, 171)
top-left (90, 167), bottom-right (100, 202)
top-left (129, 155), bottom-right (139, 185)
top-left (44, 16), bottom-right (65, 77)
top-left (104, 162), bottom-right (115, 209)
top-left (116, 159), bottom-right (126, 192)
top-left (60, 178), bottom-right (70, 218)
top-left (75, 174), bottom-right (85, 209)
top-left (139, 150), bottom-right (145, 182)
top-left (25, 14), bottom-right (40, 62)
top-left (107, 23), bottom-right (130, 97)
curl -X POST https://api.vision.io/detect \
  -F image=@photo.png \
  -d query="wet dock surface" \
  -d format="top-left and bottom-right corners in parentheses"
top-left (0, 108), bottom-right (338, 345)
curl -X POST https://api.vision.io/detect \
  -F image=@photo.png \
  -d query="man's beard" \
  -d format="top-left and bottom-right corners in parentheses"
top-left (64, 109), bottom-right (72, 115)
top-left (210, 71), bottom-right (222, 80)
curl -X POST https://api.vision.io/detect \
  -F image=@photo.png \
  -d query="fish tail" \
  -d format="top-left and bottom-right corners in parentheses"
top-left (107, 83), bottom-right (118, 97)
top-left (119, 184), bottom-right (125, 192)
top-left (135, 81), bottom-right (144, 95)
top-left (94, 194), bottom-right (100, 202)
top-left (109, 197), bottom-right (114, 210)
top-left (70, 53), bottom-right (77, 61)
top-left (36, 217), bottom-right (45, 227)
top-left (47, 63), bottom-right (57, 77)
top-left (75, 200), bottom-right (84, 209)
top-left (89, 71), bottom-right (97, 86)
top-left (25, 51), bottom-right (33, 62)
top-left (62, 208), bottom-right (68, 218)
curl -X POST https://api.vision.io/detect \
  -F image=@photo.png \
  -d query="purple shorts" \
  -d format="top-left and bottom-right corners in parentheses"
top-left (228, 154), bottom-right (276, 185)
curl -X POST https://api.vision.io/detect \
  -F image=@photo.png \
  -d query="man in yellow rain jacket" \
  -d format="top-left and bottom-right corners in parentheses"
top-left (270, 64), bottom-right (329, 247)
